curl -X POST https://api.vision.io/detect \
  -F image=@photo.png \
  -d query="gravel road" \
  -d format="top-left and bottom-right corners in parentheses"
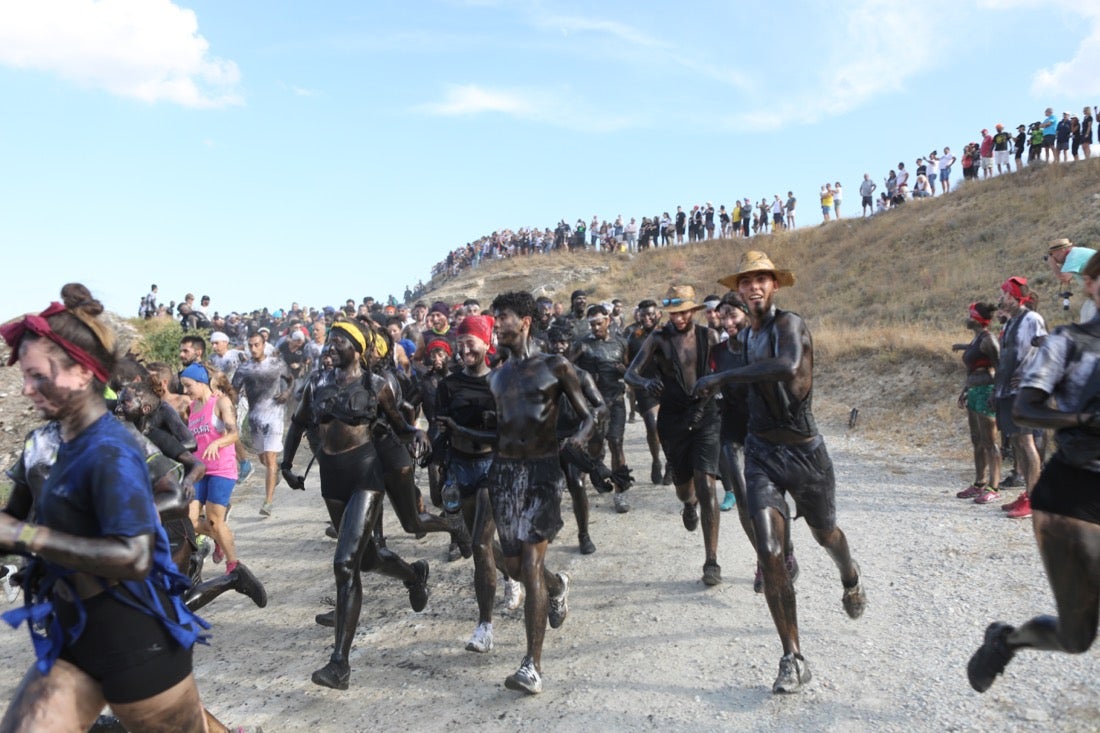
top-left (0, 419), bottom-right (1096, 733)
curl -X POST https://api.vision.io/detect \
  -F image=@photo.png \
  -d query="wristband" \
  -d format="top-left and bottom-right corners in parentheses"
top-left (14, 522), bottom-right (38, 553)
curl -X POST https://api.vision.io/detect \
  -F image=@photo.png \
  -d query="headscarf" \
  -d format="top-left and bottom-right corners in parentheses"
top-left (968, 302), bottom-right (991, 328)
top-left (425, 339), bottom-right (453, 357)
top-left (457, 315), bottom-right (494, 346)
top-left (1001, 276), bottom-right (1028, 303)
top-left (0, 302), bottom-right (111, 383)
top-left (330, 321), bottom-right (367, 355)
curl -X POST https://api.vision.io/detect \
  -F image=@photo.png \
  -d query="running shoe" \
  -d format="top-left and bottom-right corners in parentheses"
top-left (842, 563), bottom-right (867, 619)
top-left (548, 572), bottom-right (570, 629)
top-left (681, 502), bottom-right (699, 531)
top-left (405, 560), bottom-right (430, 612)
top-left (447, 541), bottom-right (463, 562)
top-left (502, 577), bottom-right (524, 610)
top-left (212, 542), bottom-right (225, 565)
top-left (772, 653), bottom-right (812, 694)
top-left (973, 487), bottom-right (1000, 504)
top-left (1006, 494), bottom-right (1032, 519)
top-left (719, 491), bottom-right (736, 511)
top-left (956, 483), bottom-right (985, 499)
top-left (1002, 470), bottom-right (1025, 488)
top-left (315, 610), bottom-right (335, 627)
top-left (325, 522), bottom-right (338, 538)
top-left (613, 493), bottom-right (630, 514)
top-left (579, 533), bottom-right (596, 555)
top-left (233, 562), bottom-right (268, 608)
top-left (311, 659), bottom-right (350, 691)
top-left (465, 622), bottom-right (493, 653)
top-left (967, 622), bottom-right (1015, 692)
top-left (259, 501), bottom-right (273, 517)
top-left (702, 561), bottom-right (722, 586)
top-left (2, 565), bottom-right (19, 604)
top-left (504, 656), bottom-right (542, 694)
top-left (237, 460), bottom-right (254, 486)
top-left (1000, 493), bottom-right (1025, 512)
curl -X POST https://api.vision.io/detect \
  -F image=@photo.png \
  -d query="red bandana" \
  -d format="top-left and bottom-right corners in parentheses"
top-left (0, 302), bottom-right (111, 383)
top-left (1001, 276), bottom-right (1027, 303)
top-left (968, 302), bottom-right (990, 327)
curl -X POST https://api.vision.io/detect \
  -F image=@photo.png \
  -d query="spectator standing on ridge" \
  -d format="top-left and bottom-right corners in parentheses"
top-left (1055, 111), bottom-right (1072, 162)
top-left (939, 147), bottom-right (955, 193)
top-left (1041, 107), bottom-right (1057, 162)
top-left (926, 152), bottom-right (939, 194)
top-left (859, 174), bottom-right (877, 216)
top-left (979, 129), bottom-right (995, 178)
top-left (1013, 125), bottom-right (1027, 171)
top-left (992, 124), bottom-right (1013, 175)
top-left (832, 182), bottom-right (843, 219)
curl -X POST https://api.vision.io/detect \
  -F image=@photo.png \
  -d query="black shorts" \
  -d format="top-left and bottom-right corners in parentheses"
top-left (657, 405), bottom-right (720, 484)
top-left (1030, 454), bottom-right (1100, 525)
top-left (57, 590), bottom-right (193, 704)
top-left (995, 396), bottom-right (1022, 437)
top-left (744, 433), bottom-right (837, 530)
top-left (488, 455), bottom-right (565, 556)
top-left (317, 441), bottom-right (385, 503)
top-left (862, 195), bottom-right (873, 207)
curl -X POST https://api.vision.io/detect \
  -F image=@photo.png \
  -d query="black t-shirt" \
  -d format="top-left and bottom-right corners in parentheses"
top-left (436, 371), bottom-right (495, 435)
top-left (576, 334), bottom-right (628, 398)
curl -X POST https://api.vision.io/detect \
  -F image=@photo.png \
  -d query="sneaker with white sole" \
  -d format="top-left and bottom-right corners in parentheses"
top-left (2, 565), bottom-right (19, 603)
top-left (773, 653), bottom-right (812, 693)
top-left (259, 501), bottom-right (273, 517)
top-left (548, 572), bottom-right (569, 629)
top-left (502, 577), bottom-right (524, 611)
top-left (504, 656), bottom-right (542, 694)
top-left (465, 622), bottom-right (493, 653)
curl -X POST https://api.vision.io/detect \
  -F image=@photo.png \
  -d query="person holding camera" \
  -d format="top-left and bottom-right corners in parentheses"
top-left (1046, 238), bottom-right (1099, 323)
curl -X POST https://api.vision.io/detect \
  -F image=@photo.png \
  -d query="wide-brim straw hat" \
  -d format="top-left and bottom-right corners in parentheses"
top-left (1048, 237), bottom-right (1073, 253)
top-left (718, 250), bottom-right (796, 290)
top-left (661, 284), bottom-right (705, 313)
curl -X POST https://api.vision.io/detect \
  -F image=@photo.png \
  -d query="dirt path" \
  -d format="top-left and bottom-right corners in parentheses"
top-left (0, 420), bottom-right (1097, 732)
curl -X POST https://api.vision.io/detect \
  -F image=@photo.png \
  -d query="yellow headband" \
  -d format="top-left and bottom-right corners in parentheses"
top-left (365, 330), bottom-right (389, 359)
top-left (331, 321), bottom-right (367, 355)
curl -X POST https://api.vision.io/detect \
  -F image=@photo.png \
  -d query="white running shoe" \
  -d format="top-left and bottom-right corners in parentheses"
top-left (465, 622), bottom-right (493, 653)
top-left (501, 577), bottom-right (524, 611)
top-left (2, 565), bottom-right (19, 604)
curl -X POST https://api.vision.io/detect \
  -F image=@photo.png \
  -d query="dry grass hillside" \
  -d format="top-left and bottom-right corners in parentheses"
top-left (423, 158), bottom-right (1100, 457)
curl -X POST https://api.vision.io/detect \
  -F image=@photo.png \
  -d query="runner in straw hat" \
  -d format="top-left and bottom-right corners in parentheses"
top-left (694, 251), bottom-right (866, 694)
top-left (625, 285), bottom-right (724, 587)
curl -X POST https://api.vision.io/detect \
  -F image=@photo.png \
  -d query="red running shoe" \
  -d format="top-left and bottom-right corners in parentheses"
top-left (1000, 493), bottom-right (1025, 512)
top-left (974, 487), bottom-right (1001, 504)
top-left (1006, 494), bottom-right (1032, 519)
top-left (957, 484), bottom-right (984, 499)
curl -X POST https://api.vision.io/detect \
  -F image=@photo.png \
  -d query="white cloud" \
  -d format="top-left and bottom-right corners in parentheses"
top-left (0, 0), bottom-right (241, 108)
top-left (418, 83), bottom-right (634, 132)
top-left (1030, 19), bottom-right (1100, 97)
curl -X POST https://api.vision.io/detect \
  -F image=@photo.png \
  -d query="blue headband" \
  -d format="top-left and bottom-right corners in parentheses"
top-left (180, 363), bottom-right (210, 385)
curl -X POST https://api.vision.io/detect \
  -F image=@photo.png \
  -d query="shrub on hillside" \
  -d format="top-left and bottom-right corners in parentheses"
top-left (128, 318), bottom-right (206, 366)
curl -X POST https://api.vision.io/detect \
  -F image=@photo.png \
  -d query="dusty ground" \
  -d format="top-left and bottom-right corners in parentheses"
top-left (0, 387), bottom-right (1097, 732)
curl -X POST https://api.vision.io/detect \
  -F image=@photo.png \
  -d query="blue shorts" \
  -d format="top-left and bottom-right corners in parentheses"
top-left (940, 166), bottom-right (951, 180)
top-left (194, 475), bottom-right (235, 507)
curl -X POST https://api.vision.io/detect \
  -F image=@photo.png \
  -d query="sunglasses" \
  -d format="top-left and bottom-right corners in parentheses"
top-left (661, 298), bottom-right (683, 307)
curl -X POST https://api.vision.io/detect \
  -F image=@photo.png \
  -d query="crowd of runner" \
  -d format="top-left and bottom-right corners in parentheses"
top-left (1, 230), bottom-right (1098, 728)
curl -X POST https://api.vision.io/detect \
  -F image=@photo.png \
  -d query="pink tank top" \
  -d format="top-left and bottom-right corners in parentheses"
top-left (188, 395), bottom-right (237, 479)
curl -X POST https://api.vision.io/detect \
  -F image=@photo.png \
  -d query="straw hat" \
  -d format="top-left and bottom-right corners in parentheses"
top-left (1047, 237), bottom-right (1073, 253)
top-left (718, 250), bottom-right (796, 290)
top-left (661, 285), bottom-right (704, 313)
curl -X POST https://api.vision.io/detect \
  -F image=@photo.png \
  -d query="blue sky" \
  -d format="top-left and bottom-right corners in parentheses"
top-left (2, 0), bottom-right (1099, 319)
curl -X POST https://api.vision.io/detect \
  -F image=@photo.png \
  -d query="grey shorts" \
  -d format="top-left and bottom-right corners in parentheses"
top-left (744, 433), bottom-right (837, 530)
top-left (488, 455), bottom-right (565, 556)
